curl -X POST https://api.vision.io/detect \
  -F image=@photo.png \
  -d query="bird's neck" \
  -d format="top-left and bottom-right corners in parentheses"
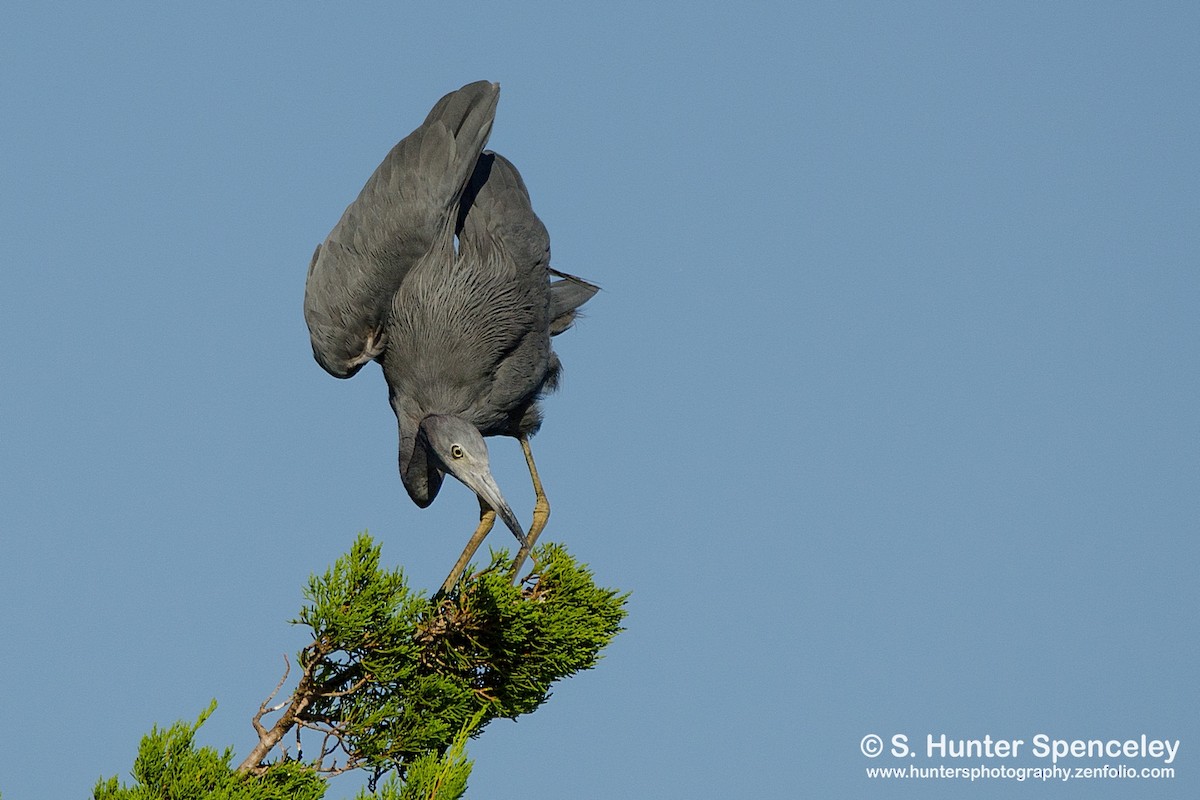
top-left (397, 413), bottom-right (442, 508)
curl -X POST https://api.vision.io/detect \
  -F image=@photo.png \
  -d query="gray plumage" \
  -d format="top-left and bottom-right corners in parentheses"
top-left (304, 81), bottom-right (501, 379)
top-left (303, 81), bottom-right (597, 584)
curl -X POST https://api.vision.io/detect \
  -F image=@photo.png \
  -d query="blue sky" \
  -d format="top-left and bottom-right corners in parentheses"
top-left (2, 3), bottom-right (1197, 798)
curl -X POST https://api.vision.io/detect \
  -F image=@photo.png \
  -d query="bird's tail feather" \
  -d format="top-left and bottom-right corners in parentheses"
top-left (549, 269), bottom-right (600, 335)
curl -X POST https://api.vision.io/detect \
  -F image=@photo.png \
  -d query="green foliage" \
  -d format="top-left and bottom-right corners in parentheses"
top-left (95, 533), bottom-right (627, 798)
top-left (354, 711), bottom-right (482, 800)
top-left (93, 702), bottom-right (325, 800)
top-left (293, 534), bottom-right (627, 776)
top-left (421, 542), bottom-right (629, 717)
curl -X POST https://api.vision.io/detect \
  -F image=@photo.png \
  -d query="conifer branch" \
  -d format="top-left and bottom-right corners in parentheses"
top-left (99, 533), bottom-right (627, 798)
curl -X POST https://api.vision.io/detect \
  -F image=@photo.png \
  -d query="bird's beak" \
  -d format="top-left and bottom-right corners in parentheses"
top-left (453, 465), bottom-right (526, 548)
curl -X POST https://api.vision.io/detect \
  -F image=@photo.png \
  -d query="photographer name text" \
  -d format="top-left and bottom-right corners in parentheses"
top-left (873, 733), bottom-right (1179, 764)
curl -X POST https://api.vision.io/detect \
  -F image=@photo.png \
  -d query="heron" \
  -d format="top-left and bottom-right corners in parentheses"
top-left (304, 81), bottom-right (597, 595)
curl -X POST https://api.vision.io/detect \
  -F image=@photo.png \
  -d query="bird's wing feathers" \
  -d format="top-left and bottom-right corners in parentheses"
top-left (454, 153), bottom-right (554, 424)
top-left (304, 81), bottom-right (500, 379)
top-left (448, 154), bottom-right (599, 425)
top-left (457, 151), bottom-right (549, 270)
top-left (459, 153), bottom-right (599, 335)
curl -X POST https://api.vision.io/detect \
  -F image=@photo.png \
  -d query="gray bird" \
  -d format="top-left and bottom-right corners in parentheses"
top-left (304, 81), bottom-right (598, 594)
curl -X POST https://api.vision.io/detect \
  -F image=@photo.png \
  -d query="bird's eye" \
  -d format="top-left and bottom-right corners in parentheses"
top-left (450, 444), bottom-right (465, 459)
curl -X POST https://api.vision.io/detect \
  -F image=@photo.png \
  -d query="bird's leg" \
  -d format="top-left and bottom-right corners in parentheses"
top-left (510, 437), bottom-right (550, 581)
top-left (439, 496), bottom-right (496, 596)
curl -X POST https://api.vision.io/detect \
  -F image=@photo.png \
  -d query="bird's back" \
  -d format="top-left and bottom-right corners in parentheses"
top-left (384, 153), bottom-right (559, 436)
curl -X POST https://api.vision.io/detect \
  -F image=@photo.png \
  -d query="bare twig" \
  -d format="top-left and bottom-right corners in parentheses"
top-left (238, 641), bottom-right (330, 774)
top-left (314, 675), bottom-right (369, 700)
top-left (250, 655), bottom-right (293, 739)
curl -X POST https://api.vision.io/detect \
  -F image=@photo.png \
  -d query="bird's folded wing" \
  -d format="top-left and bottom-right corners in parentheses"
top-left (304, 81), bottom-right (500, 378)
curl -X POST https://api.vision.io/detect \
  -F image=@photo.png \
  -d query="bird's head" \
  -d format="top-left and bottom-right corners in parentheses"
top-left (418, 415), bottom-right (525, 546)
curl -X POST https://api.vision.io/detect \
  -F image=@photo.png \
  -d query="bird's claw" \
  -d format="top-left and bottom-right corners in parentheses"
top-left (349, 328), bottom-right (387, 367)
